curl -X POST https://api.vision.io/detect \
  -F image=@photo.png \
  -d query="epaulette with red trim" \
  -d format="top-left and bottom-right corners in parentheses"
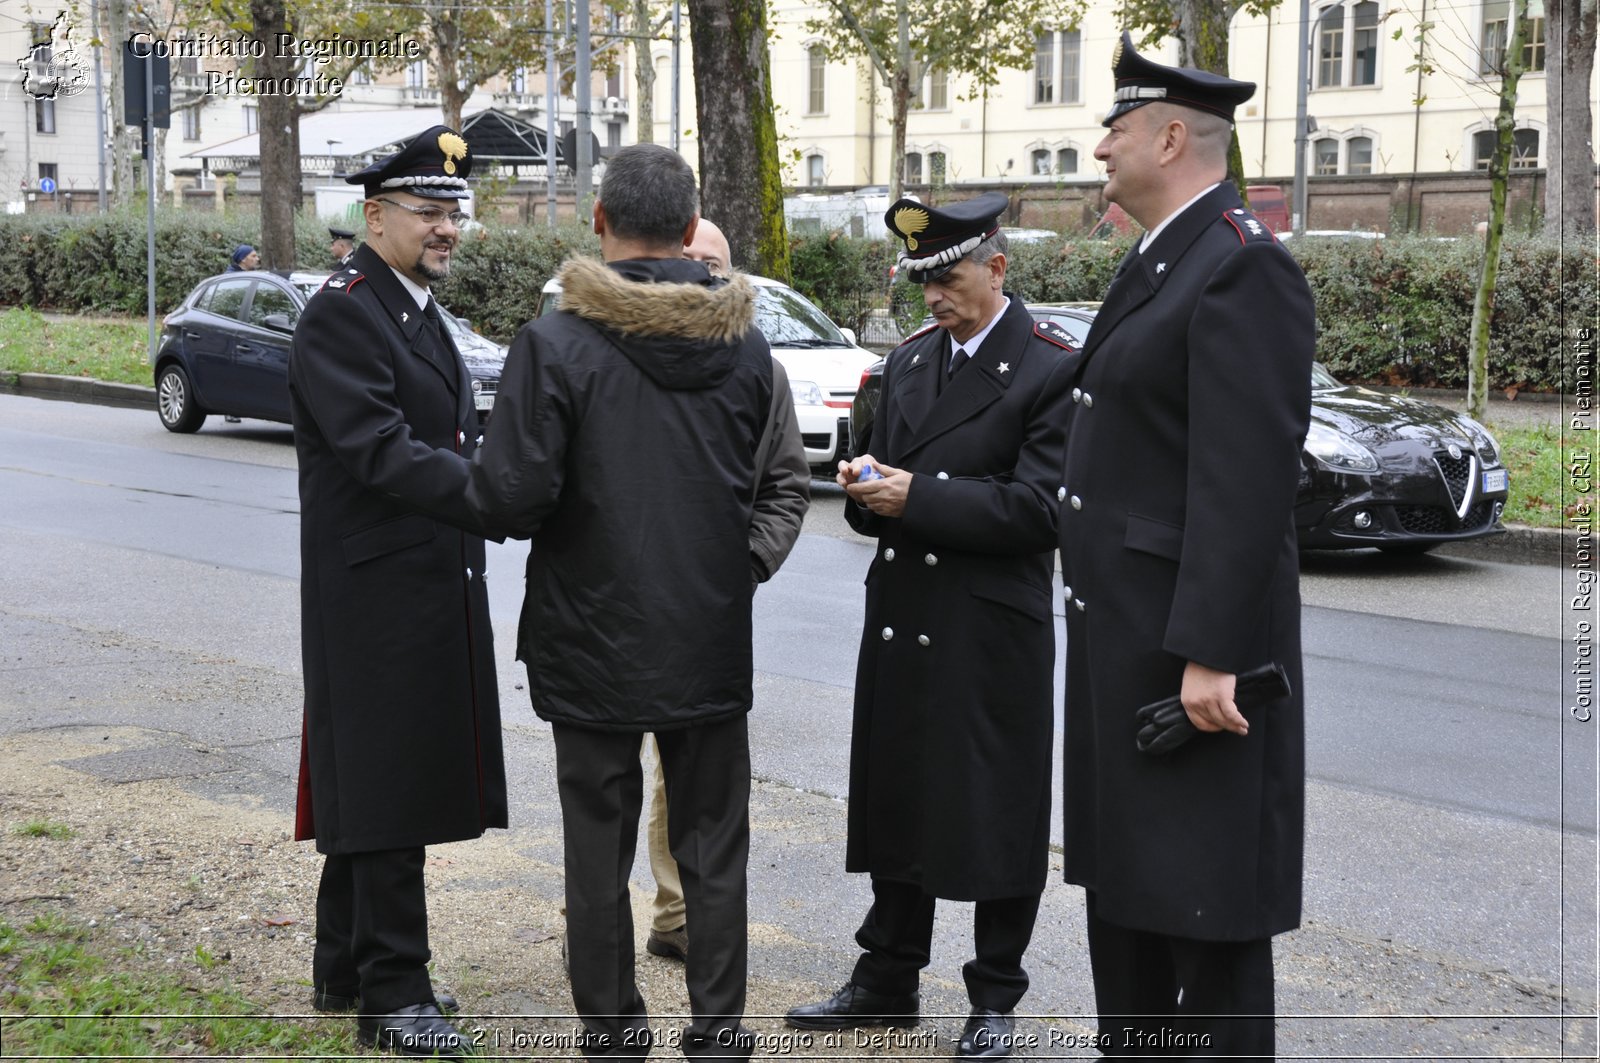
top-left (1222, 207), bottom-right (1277, 245)
top-left (321, 268), bottom-right (367, 293)
top-left (899, 321), bottom-right (940, 347)
top-left (1034, 319), bottom-right (1079, 351)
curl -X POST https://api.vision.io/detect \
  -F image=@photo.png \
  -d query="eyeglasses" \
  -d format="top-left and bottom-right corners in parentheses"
top-left (375, 198), bottom-right (470, 228)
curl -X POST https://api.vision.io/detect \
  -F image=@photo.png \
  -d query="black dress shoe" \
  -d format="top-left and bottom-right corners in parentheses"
top-left (313, 986), bottom-right (460, 1014)
top-left (784, 981), bottom-right (919, 1030)
top-left (356, 1002), bottom-right (473, 1058)
top-left (958, 1008), bottom-right (1016, 1060)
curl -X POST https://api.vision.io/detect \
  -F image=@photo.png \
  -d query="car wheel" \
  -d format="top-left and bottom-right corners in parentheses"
top-left (1378, 541), bottom-right (1438, 556)
top-left (156, 363), bottom-right (206, 433)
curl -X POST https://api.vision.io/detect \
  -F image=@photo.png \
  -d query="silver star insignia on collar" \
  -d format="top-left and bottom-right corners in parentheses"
top-left (402, 311), bottom-right (410, 322)
top-left (1156, 262), bottom-right (1167, 274)
top-left (912, 353), bottom-right (920, 363)
top-left (998, 362), bottom-right (1010, 373)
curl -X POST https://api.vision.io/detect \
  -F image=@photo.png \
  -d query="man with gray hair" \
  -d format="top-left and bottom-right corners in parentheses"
top-left (786, 192), bottom-right (1077, 1060)
top-left (467, 143), bottom-right (781, 1061)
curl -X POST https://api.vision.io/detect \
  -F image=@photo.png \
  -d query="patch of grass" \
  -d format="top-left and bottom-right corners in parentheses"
top-left (1488, 421), bottom-right (1579, 528)
top-left (12, 819), bottom-right (76, 840)
top-left (0, 308), bottom-right (150, 387)
top-left (0, 916), bottom-right (354, 1058)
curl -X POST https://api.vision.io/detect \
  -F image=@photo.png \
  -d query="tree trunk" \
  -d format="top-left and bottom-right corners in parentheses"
top-left (249, 0), bottom-right (302, 270)
top-left (1543, 0), bottom-right (1598, 240)
top-left (105, 0), bottom-right (136, 206)
top-left (887, 0), bottom-right (910, 202)
top-left (687, 0), bottom-right (789, 281)
top-left (433, 10), bottom-right (469, 131)
top-left (1468, 0), bottom-right (1532, 421)
top-left (633, 0), bottom-right (656, 144)
top-left (1173, 0), bottom-right (1247, 194)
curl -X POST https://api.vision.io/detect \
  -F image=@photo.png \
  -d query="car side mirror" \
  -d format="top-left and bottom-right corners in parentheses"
top-left (262, 313), bottom-right (295, 333)
top-left (839, 327), bottom-right (857, 345)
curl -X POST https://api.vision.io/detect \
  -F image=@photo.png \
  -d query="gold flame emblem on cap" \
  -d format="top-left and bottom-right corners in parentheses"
top-left (437, 131), bottom-right (468, 175)
top-left (892, 206), bottom-right (930, 250)
top-left (1112, 35), bottom-right (1124, 69)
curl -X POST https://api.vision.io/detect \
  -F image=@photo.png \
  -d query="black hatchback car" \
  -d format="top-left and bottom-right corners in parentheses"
top-left (152, 270), bottom-right (504, 433)
top-left (851, 305), bottom-right (1510, 554)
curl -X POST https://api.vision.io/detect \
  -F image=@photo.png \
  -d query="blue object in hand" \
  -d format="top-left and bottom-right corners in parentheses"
top-left (859, 463), bottom-right (883, 482)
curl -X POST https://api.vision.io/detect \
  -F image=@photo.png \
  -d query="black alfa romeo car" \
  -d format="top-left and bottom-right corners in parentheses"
top-left (850, 307), bottom-right (1510, 554)
top-left (152, 269), bottom-right (504, 433)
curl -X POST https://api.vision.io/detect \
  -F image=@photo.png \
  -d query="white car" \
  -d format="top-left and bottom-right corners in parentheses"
top-left (537, 273), bottom-right (880, 472)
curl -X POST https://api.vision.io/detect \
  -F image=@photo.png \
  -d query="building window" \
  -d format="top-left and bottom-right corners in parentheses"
top-left (243, 105), bottom-right (258, 135)
top-left (1481, 0), bottom-right (1547, 73)
top-left (928, 151), bottom-right (946, 184)
top-left (806, 154), bottom-right (825, 187)
top-left (510, 68), bottom-right (526, 95)
top-left (1033, 29), bottom-right (1081, 104)
top-left (1316, 2), bottom-right (1378, 87)
top-left (35, 98), bottom-right (55, 134)
top-left (408, 60), bottom-right (428, 88)
top-left (1033, 33), bottom-right (1054, 103)
top-left (927, 65), bottom-right (948, 110)
top-left (1029, 149), bottom-right (1050, 175)
top-left (1056, 147), bottom-right (1078, 174)
top-left (1473, 127), bottom-right (1540, 169)
top-left (173, 37), bottom-right (199, 77)
top-left (905, 151), bottom-right (922, 184)
top-left (349, 65), bottom-right (371, 86)
top-left (38, 163), bottom-right (57, 187)
top-left (1347, 135), bottom-right (1373, 174)
top-left (807, 46), bottom-right (826, 114)
top-left (1313, 138), bottom-right (1339, 174)
top-left (183, 105), bottom-right (201, 141)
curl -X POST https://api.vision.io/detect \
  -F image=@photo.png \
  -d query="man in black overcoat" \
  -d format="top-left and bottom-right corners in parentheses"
top-left (289, 126), bottom-right (506, 1059)
top-left (785, 194), bottom-right (1077, 1060)
top-left (1058, 34), bottom-right (1315, 1058)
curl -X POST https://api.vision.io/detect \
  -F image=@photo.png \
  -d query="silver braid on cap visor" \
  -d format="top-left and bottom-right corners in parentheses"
top-left (897, 232), bottom-right (986, 273)
top-left (379, 175), bottom-right (471, 191)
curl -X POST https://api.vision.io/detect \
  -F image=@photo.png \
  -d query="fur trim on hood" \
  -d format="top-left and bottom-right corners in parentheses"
top-left (557, 256), bottom-right (756, 344)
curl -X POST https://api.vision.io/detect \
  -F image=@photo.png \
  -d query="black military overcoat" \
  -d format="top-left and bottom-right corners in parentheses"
top-left (846, 296), bottom-right (1076, 901)
top-left (1059, 184), bottom-right (1314, 941)
top-left (289, 244), bottom-right (507, 855)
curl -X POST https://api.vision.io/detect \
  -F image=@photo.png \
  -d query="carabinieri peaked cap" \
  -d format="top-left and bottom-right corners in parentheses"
top-left (884, 191), bottom-right (1009, 285)
top-left (1103, 31), bottom-right (1256, 126)
top-left (345, 125), bottom-right (473, 200)
top-left (327, 226), bottom-right (356, 240)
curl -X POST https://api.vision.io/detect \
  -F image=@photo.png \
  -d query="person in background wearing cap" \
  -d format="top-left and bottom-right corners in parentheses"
top-left (227, 244), bottom-right (259, 271)
top-left (466, 143), bottom-right (782, 1062)
top-left (785, 193), bottom-right (1076, 1060)
top-left (329, 226), bottom-right (358, 269)
top-left (288, 126), bottom-right (504, 1059)
top-left (1057, 32), bottom-right (1314, 1057)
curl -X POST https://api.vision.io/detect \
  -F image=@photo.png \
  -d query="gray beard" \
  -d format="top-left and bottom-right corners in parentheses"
top-left (415, 254), bottom-right (449, 282)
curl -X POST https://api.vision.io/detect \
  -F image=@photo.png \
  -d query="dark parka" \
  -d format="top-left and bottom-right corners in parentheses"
top-left (466, 256), bottom-right (775, 732)
top-left (846, 295), bottom-right (1077, 901)
top-left (289, 243), bottom-right (507, 855)
top-left (1059, 184), bottom-right (1314, 941)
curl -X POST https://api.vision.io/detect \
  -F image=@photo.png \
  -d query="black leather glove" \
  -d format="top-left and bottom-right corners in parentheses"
top-left (1135, 662), bottom-right (1292, 756)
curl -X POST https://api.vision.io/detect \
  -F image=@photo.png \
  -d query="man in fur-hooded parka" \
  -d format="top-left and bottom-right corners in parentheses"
top-left (466, 144), bottom-right (769, 1062)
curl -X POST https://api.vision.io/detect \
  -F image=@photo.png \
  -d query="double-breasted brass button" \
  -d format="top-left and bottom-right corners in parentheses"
top-left (1057, 487), bottom-right (1067, 502)
top-left (1070, 495), bottom-right (1082, 510)
top-left (1072, 388), bottom-right (1082, 403)
top-left (1082, 393), bottom-right (1095, 408)
top-left (924, 553), bottom-right (938, 566)
top-left (936, 471), bottom-right (950, 480)
top-left (917, 634), bottom-right (931, 646)
top-left (1063, 586), bottom-right (1073, 601)
top-left (883, 548), bottom-right (896, 561)
top-left (882, 627), bottom-right (895, 640)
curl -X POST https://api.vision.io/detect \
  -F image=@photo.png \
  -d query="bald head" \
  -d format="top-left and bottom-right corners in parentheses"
top-left (685, 217), bottom-right (731, 276)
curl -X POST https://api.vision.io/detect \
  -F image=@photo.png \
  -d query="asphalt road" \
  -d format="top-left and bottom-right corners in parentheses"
top-left (0, 392), bottom-right (1594, 1059)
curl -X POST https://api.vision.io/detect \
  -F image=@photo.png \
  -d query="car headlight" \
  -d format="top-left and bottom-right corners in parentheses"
top-left (1459, 417), bottom-right (1501, 466)
top-left (1305, 422), bottom-right (1379, 473)
top-left (791, 379), bottom-right (827, 406)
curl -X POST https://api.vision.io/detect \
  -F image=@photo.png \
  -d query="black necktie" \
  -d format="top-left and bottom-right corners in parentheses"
top-left (947, 346), bottom-right (970, 381)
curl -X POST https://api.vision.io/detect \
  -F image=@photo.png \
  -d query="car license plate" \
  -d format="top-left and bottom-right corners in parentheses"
top-left (475, 394), bottom-right (494, 412)
top-left (1482, 468), bottom-right (1508, 493)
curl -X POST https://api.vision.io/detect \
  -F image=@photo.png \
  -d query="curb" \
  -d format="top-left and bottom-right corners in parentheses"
top-left (4, 371), bottom-right (1577, 568)
top-left (7, 371), bottom-right (155, 411)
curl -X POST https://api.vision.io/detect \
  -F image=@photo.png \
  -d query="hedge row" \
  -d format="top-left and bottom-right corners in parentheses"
top-left (0, 209), bottom-right (1590, 392)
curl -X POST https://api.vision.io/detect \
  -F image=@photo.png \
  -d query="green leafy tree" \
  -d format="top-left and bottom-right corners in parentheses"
top-left (687, 0), bottom-right (789, 280)
top-left (807, 0), bottom-right (1083, 202)
top-left (417, 0), bottom-right (548, 131)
